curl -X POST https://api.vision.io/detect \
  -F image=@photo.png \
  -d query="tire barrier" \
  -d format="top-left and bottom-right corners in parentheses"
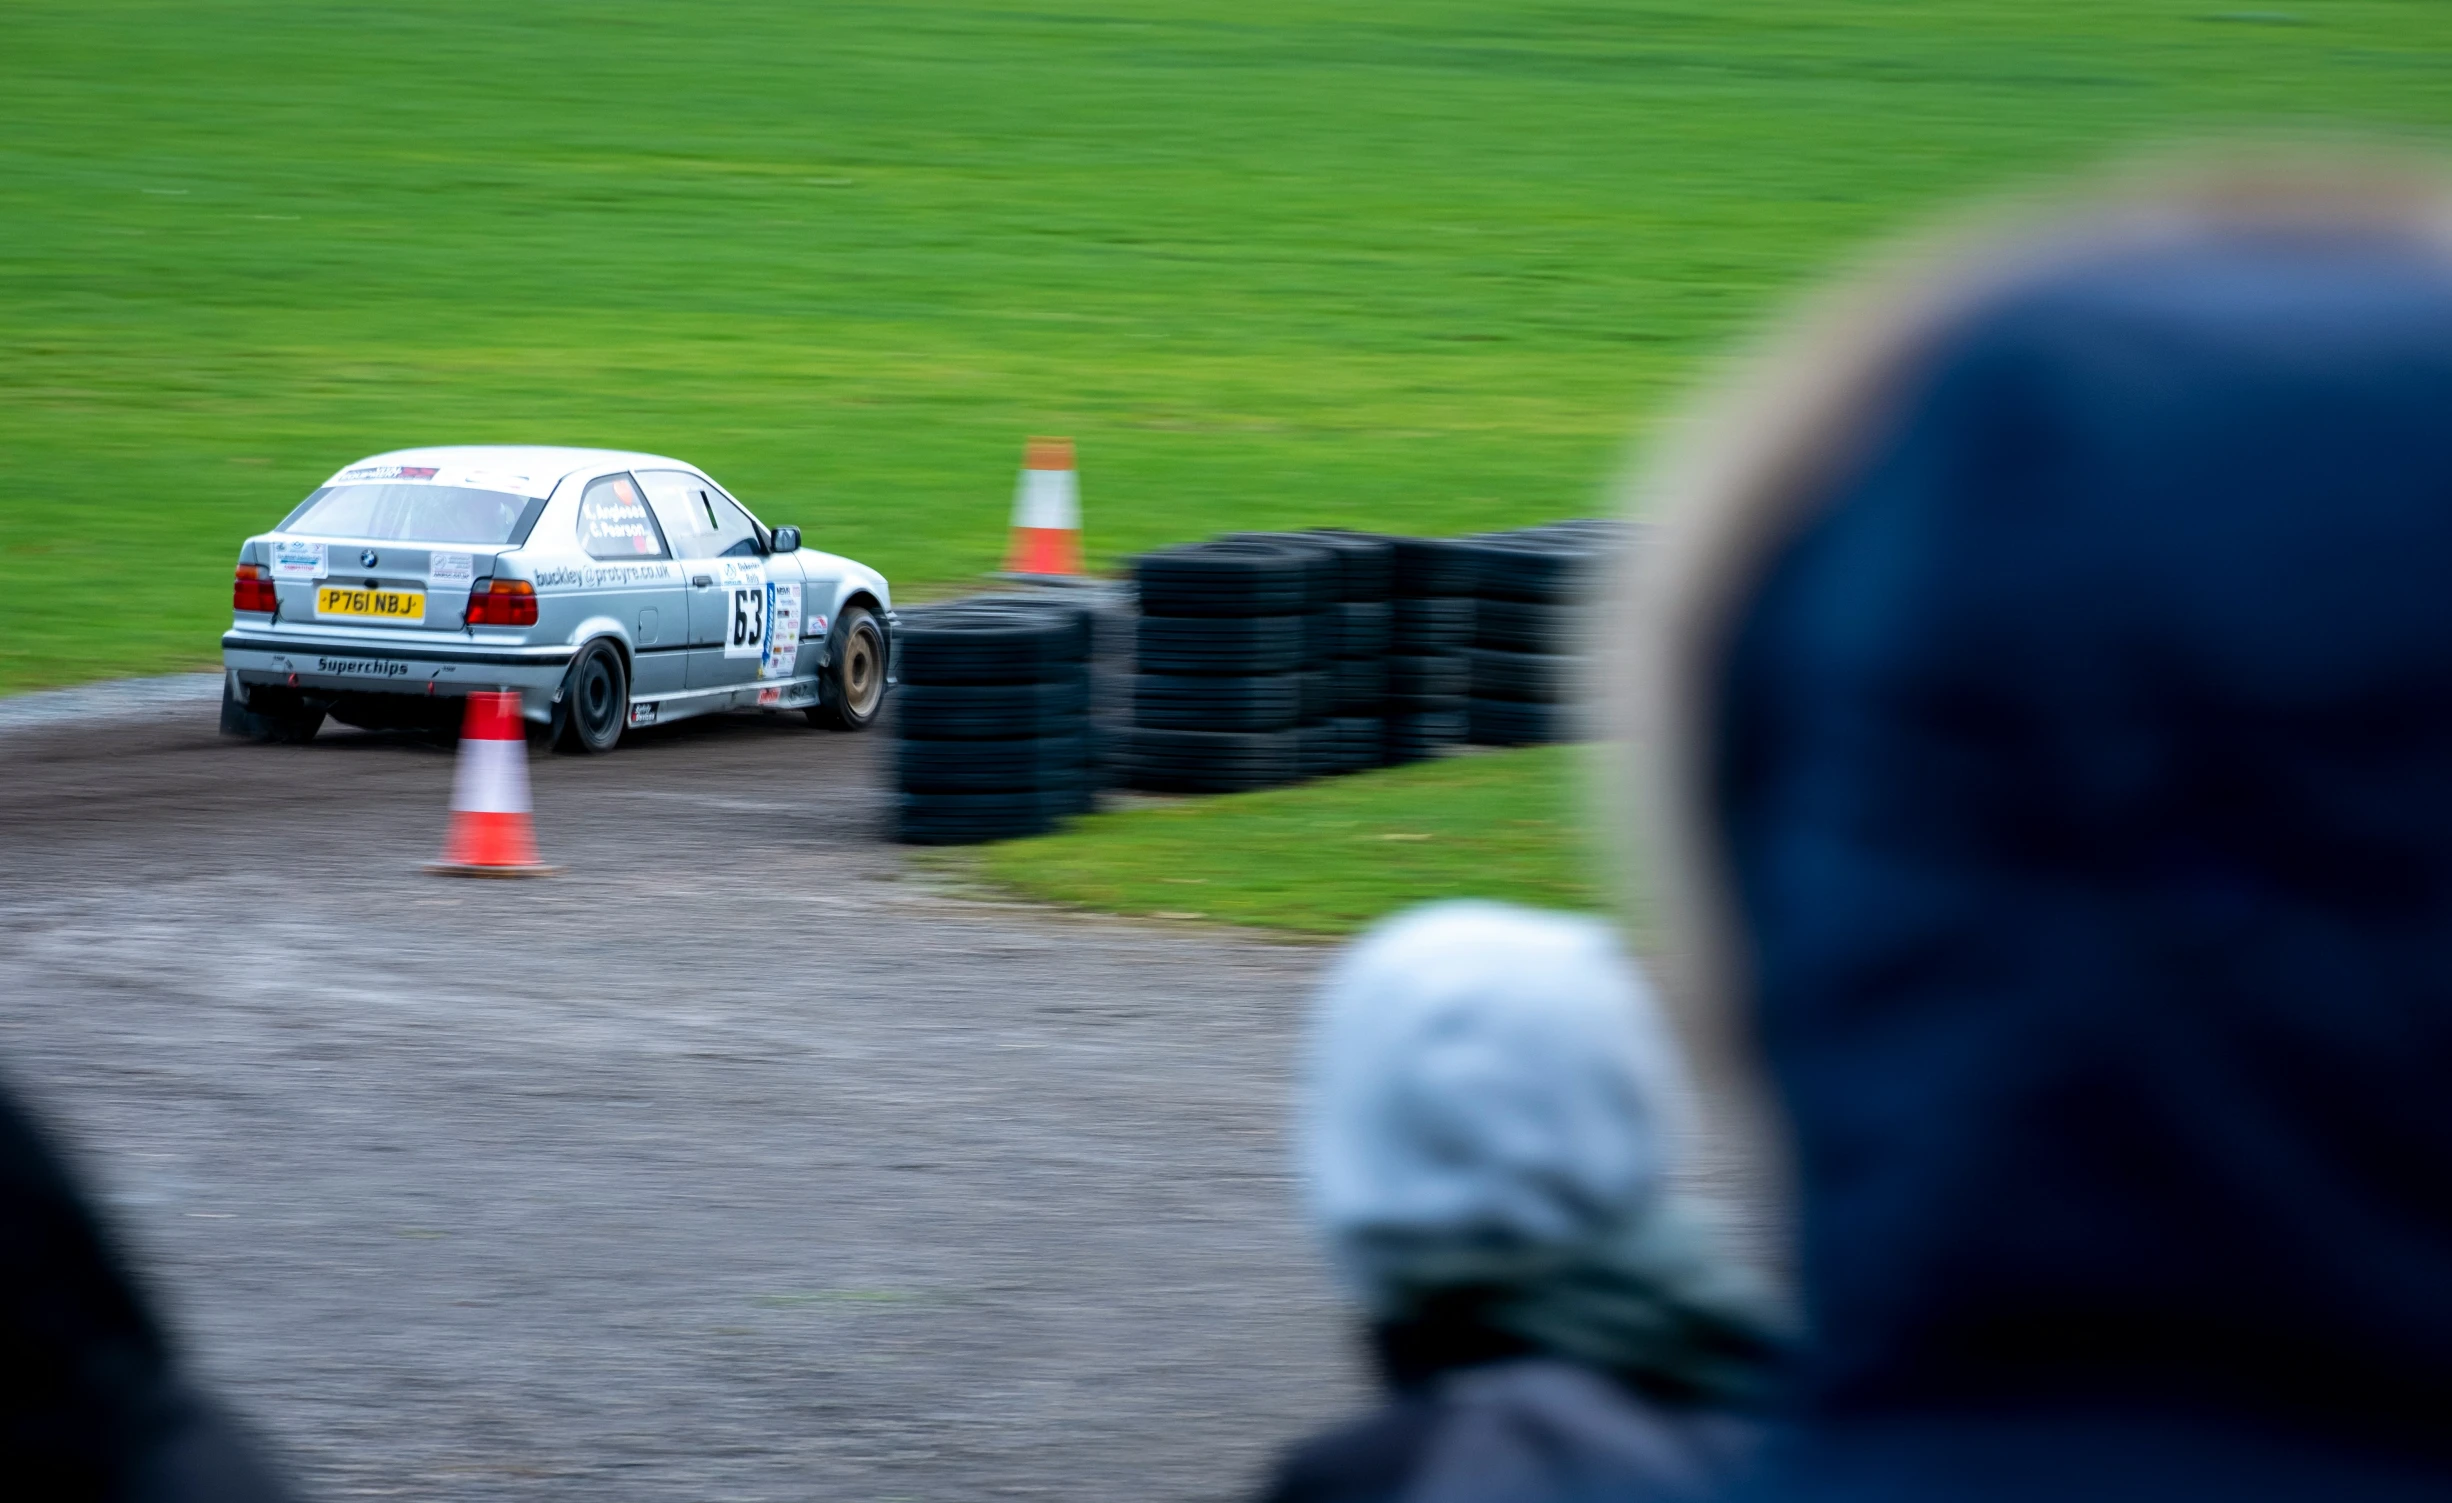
top-left (883, 523), bottom-right (1635, 837)
top-left (1391, 595), bottom-right (1473, 652)
top-left (1135, 613), bottom-right (1306, 674)
top-left (1124, 725), bottom-right (1304, 793)
top-left (1293, 530), bottom-right (1396, 761)
top-left (1459, 521), bottom-right (1638, 747)
top-left (1228, 532), bottom-right (1356, 780)
top-left (893, 598), bottom-right (1096, 844)
top-left (1388, 707), bottom-right (1472, 763)
top-left (1385, 534), bottom-right (1476, 765)
top-left (1129, 536), bottom-right (1342, 794)
top-left (1135, 671), bottom-right (1301, 732)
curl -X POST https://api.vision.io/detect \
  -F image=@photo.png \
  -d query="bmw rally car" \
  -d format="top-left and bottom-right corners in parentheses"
top-left (222, 447), bottom-right (893, 751)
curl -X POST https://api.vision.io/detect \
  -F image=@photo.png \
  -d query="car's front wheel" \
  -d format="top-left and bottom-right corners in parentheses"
top-left (810, 606), bottom-right (884, 731)
top-left (554, 640), bottom-right (628, 754)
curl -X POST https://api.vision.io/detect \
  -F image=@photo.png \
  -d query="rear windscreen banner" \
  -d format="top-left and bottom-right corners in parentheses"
top-left (329, 463), bottom-right (541, 497)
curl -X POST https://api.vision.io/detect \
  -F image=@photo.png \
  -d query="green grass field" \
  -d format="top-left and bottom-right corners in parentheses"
top-left (941, 746), bottom-right (1622, 937)
top-left (7, 3), bottom-right (2451, 691)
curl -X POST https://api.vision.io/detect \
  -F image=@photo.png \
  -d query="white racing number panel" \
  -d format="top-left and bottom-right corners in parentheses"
top-left (718, 560), bottom-right (767, 661)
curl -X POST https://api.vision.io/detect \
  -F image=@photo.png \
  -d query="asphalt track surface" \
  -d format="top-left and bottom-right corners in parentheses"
top-left (0, 698), bottom-right (1367, 1501)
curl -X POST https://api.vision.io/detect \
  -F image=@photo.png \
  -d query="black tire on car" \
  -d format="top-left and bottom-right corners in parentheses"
top-left (555, 638), bottom-right (629, 753)
top-left (221, 679), bottom-right (324, 744)
top-left (813, 604), bottom-right (887, 729)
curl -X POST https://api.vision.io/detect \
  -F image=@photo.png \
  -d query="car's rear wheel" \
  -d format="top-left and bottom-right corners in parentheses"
top-left (811, 605), bottom-right (885, 730)
top-left (554, 640), bottom-right (628, 754)
top-left (221, 679), bottom-right (324, 744)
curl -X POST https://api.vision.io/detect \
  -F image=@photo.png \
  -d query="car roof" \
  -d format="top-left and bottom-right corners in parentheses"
top-left (320, 445), bottom-right (706, 498)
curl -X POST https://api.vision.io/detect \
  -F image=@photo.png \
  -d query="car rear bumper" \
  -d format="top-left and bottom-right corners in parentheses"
top-left (222, 630), bottom-right (574, 716)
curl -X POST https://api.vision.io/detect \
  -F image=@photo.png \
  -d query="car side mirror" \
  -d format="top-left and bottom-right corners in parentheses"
top-left (769, 526), bottom-right (802, 553)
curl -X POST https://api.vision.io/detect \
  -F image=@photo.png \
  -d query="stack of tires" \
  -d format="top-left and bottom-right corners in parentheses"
top-left (892, 599), bottom-right (1094, 843)
top-left (1464, 528), bottom-right (1609, 746)
top-left (1224, 533), bottom-right (1347, 780)
top-left (1127, 540), bottom-right (1313, 793)
top-left (1384, 536), bottom-right (1475, 764)
top-left (1297, 529), bottom-right (1396, 772)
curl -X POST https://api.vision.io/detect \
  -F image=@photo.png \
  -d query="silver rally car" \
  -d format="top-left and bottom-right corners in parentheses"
top-left (222, 446), bottom-right (894, 751)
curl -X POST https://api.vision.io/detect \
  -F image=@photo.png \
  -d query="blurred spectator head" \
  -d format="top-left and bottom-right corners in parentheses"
top-left (1625, 156), bottom-right (2452, 1496)
top-left (1304, 900), bottom-right (1689, 1289)
top-left (1300, 899), bottom-right (1780, 1404)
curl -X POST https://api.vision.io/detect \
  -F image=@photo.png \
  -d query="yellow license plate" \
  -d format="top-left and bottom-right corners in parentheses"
top-left (316, 586), bottom-right (425, 623)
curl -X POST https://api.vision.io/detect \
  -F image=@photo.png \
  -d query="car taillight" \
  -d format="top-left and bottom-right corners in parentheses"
top-left (466, 578), bottom-right (538, 627)
top-left (233, 563), bottom-right (278, 614)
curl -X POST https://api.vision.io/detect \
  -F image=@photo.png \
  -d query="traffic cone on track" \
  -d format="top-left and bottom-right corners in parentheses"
top-left (427, 691), bottom-right (558, 878)
top-left (1001, 436), bottom-right (1084, 577)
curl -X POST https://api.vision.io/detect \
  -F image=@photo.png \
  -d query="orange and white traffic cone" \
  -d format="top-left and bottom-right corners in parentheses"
top-left (427, 690), bottom-right (558, 877)
top-left (1001, 435), bottom-right (1084, 577)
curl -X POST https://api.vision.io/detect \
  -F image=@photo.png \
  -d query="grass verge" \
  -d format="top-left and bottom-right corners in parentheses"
top-left (8, 4), bottom-right (2452, 690)
top-left (939, 745), bottom-right (1622, 938)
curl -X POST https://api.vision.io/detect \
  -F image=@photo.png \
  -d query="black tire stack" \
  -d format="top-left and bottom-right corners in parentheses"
top-left (1127, 540), bottom-right (1314, 793)
top-left (1222, 533), bottom-right (1349, 781)
top-left (891, 600), bottom-right (1094, 843)
top-left (1462, 524), bottom-right (1620, 746)
top-left (1384, 536), bottom-right (1476, 764)
top-left (1297, 529), bottom-right (1396, 772)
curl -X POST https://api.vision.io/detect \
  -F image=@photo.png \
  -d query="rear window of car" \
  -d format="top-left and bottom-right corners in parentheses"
top-left (284, 485), bottom-right (542, 545)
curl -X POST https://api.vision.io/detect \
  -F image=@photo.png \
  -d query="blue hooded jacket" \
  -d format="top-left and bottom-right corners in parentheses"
top-left (1679, 195), bottom-right (2452, 1499)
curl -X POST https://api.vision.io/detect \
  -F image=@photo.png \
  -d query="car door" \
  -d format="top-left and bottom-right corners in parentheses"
top-left (571, 472), bottom-right (689, 699)
top-left (637, 470), bottom-right (791, 693)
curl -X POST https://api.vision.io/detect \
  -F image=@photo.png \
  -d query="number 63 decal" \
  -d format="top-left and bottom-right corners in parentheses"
top-left (726, 586), bottom-right (766, 656)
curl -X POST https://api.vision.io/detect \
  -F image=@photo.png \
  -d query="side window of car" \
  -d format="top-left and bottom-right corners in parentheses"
top-left (638, 470), bottom-right (763, 560)
top-left (578, 473), bottom-right (669, 560)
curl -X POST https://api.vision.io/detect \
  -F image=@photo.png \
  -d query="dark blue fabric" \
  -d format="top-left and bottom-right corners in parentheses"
top-left (1714, 232), bottom-right (2452, 1499)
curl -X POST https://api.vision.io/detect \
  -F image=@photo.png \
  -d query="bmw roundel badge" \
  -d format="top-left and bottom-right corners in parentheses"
top-left (360, 549), bottom-right (380, 568)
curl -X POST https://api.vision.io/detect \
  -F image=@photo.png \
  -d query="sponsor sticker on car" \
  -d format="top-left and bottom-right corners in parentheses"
top-left (271, 540), bottom-right (329, 580)
top-left (317, 586), bottom-right (426, 623)
top-left (428, 551), bottom-right (473, 586)
top-left (315, 657), bottom-right (411, 678)
top-left (763, 583), bottom-right (801, 679)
